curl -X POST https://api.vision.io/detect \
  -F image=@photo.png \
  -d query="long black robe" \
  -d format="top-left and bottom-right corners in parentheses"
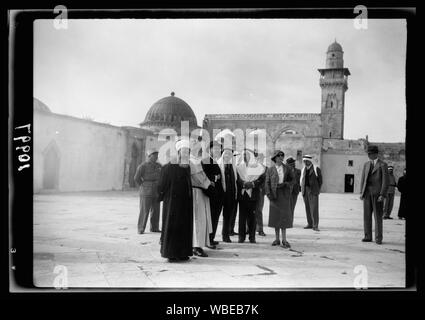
top-left (158, 163), bottom-right (193, 259)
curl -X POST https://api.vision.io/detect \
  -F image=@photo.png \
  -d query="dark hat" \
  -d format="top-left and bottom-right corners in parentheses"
top-left (286, 157), bottom-right (296, 165)
top-left (271, 150), bottom-right (285, 162)
top-left (367, 145), bottom-right (379, 154)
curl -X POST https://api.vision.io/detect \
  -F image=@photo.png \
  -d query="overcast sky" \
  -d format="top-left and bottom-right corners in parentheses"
top-left (34, 19), bottom-right (406, 142)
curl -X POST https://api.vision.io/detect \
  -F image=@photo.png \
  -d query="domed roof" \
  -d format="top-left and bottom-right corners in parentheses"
top-left (327, 41), bottom-right (343, 52)
top-left (33, 97), bottom-right (52, 113)
top-left (140, 92), bottom-right (198, 132)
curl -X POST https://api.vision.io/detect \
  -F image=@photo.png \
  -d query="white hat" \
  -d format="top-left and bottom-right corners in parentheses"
top-left (302, 155), bottom-right (313, 161)
top-left (175, 139), bottom-right (190, 151)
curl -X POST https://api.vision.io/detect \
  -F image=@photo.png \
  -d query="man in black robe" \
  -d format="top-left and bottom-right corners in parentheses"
top-left (157, 140), bottom-right (193, 262)
top-left (201, 141), bottom-right (224, 247)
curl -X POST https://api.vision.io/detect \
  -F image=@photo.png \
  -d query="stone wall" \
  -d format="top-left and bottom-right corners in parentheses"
top-left (34, 110), bottom-right (128, 193)
top-left (202, 113), bottom-right (322, 167)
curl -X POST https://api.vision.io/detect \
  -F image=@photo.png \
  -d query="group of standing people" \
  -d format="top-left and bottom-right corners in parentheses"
top-left (134, 138), bottom-right (325, 262)
top-left (134, 140), bottom-right (406, 262)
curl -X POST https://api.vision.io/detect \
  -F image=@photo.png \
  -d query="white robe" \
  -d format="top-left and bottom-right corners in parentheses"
top-left (189, 156), bottom-right (213, 248)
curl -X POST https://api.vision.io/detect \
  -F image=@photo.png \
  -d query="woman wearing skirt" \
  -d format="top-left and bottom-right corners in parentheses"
top-left (265, 150), bottom-right (295, 248)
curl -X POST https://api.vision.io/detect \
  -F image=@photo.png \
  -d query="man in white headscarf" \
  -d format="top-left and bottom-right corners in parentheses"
top-left (236, 149), bottom-right (266, 243)
top-left (300, 155), bottom-right (322, 231)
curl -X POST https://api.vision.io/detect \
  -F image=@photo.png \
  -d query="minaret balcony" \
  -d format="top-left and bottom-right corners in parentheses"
top-left (319, 78), bottom-right (348, 88)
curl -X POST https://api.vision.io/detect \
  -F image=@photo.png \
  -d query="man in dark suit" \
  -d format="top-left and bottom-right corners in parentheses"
top-left (300, 155), bottom-right (323, 231)
top-left (254, 152), bottom-right (267, 237)
top-left (286, 157), bottom-right (301, 217)
top-left (218, 147), bottom-right (238, 243)
top-left (201, 141), bottom-right (224, 247)
top-left (360, 145), bottom-right (389, 245)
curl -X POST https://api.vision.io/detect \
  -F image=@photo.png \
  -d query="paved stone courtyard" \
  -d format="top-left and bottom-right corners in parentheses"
top-left (33, 191), bottom-right (405, 289)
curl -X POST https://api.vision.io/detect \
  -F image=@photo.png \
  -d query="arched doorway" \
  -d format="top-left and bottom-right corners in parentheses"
top-left (129, 143), bottom-right (139, 188)
top-left (42, 141), bottom-right (60, 190)
top-left (274, 129), bottom-right (304, 168)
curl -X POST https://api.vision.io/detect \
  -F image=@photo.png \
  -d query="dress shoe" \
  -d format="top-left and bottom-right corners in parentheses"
top-left (258, 231), bottom-right (266, 236)
top-left (249, 240), bottom-right (256, 244)
top-left (281, 241), bottom-right (291, 249)
top-left (230, 231), bottom-right (238, 236)
top-left (313, 227), bottom-right (320, 231)
top-left (212, 240), bottom-right (219, 245)
top-left (271, 240), bottom-right (280, 246)
top-left (362, 238), bottom-right (372, 242)
top-left (238, 239), bottom-right (245, 243)
top-left (206, 244), bottom-right (217, 250)
top-left (167, 258), bottom-right (178, 263)
top-left (193, 248), bottom-right (208, 257)
top-left (151, 229), bottom-right (161, 233)
top-left (386, 217), bottom-right (393, 220)
top-left (304, 225), bottom-right (313, 229)
top-left (376, 240), bottom-right (382, 245)
top-left (223, 237), bottom-right (232, 243)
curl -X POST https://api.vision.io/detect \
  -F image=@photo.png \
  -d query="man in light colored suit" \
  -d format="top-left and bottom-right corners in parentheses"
top-left (359, 145), bottom-right (389, 245)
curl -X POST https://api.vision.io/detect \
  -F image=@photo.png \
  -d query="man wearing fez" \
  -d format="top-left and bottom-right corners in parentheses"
top-left (286, 157), bottom-right (301, 217)
top-left (383, 165), bottom-right (397, 220)
top-left (359, 145), bottom-right (389, 245)
top-left (201, 141), bottom-right (224, 247)
top-left (300, 155), bottom-right (323, 231)
top-left (134, 149), bottom-right (162, 234)
top-left (217, 147), bottom-right (238, 243)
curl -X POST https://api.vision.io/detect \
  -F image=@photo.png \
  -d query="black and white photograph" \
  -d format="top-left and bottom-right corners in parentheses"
top-left (7, 6), bottom-right (417, 300)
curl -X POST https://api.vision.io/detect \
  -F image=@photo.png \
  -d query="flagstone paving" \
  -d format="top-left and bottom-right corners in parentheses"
top-left (33, 191), bottom-right (405, 290)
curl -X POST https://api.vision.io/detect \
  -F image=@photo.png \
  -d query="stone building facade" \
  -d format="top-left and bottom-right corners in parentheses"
top-left (33, 98), bottom-right (154, 193)
top-left (203, 41), bottom-right (405, 194)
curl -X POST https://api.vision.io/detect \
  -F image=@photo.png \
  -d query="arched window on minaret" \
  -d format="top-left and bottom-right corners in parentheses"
top-left (329, 132), bottom-right (332, 138)
top-left (330, 101), bottom-right (333, 108)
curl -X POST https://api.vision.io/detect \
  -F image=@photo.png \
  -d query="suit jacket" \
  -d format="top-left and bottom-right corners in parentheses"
top-left (201, 157), bottom-right (224, 199)
top-left (265, 164), bottom-right (295, 200)
top-left (134, 161), bottom-right (162, 197)
top-left (360, 159), bottom-right (389, 197)
top-left (300, 166), bottom-right (322, 196)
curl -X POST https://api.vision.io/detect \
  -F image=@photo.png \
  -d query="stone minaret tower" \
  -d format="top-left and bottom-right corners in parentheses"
top-left (318, 40), bottom-right (350, 139)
